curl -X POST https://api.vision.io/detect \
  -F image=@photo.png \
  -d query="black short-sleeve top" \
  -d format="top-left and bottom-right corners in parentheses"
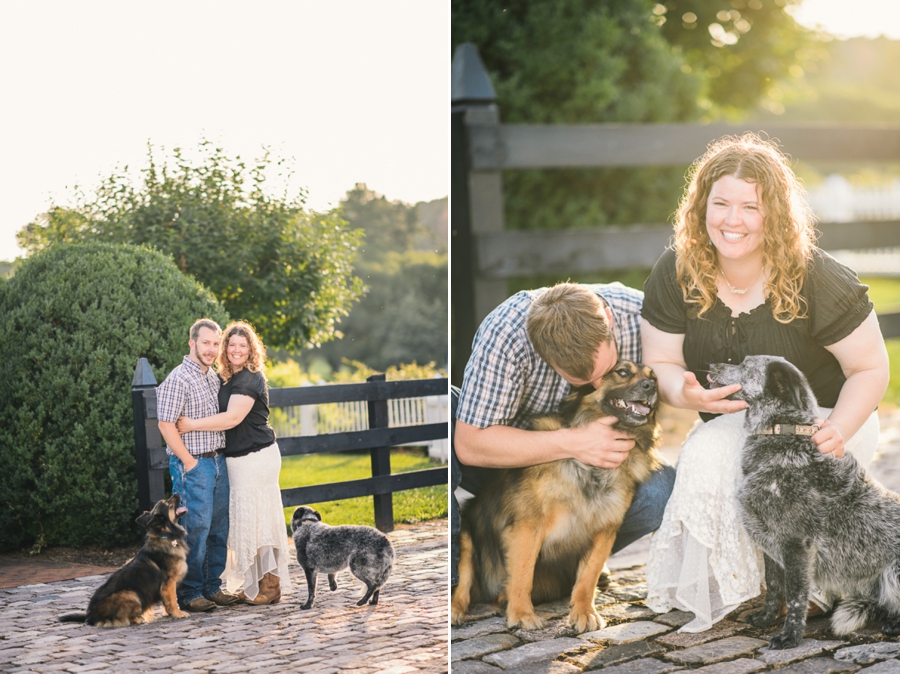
top-left (217, 368), bottom-right (277, 457)
top-left (642, 247), bottom-right (872, 421)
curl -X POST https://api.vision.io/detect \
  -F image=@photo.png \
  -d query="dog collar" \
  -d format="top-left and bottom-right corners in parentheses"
top-left (756, 424), bottom-right (819, 437)
top-left (159, 535), bottom-right (179, 547)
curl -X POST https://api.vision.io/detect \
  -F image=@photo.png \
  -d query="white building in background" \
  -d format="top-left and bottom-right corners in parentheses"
top-left (805, 174), bottom-right (900, 276)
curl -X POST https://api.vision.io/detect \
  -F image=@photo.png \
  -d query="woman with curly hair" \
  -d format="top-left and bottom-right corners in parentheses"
top-left (177, 321), bottom-right (293, 605)
top-left (643, 133), bottom-right (889, 631)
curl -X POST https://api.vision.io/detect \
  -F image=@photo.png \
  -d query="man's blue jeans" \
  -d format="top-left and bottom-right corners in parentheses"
top-left (169, 452), bottom-right (230, 605)
top-left (451, 386), bottom-right (676, 586)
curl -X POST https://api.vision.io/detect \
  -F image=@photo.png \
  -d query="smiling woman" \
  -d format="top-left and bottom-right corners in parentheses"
top-left (640, 132), bottom-right (891, 632)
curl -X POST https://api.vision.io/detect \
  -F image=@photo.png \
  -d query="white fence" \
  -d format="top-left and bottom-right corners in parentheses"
top-left (806, 175), bottom-right (900, 223)
top-left (806, 175), bottom-right (900, 276)
top-left (270, 382), bottom-right (449, 463)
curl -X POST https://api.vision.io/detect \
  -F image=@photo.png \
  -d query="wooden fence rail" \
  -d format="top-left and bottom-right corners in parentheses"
top-left (451, 43), bottom-right (900, 383)
top-left (131, 359), bottom-right (449, 532)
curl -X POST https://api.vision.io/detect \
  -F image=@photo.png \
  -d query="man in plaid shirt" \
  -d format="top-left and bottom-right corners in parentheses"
top-left (451, 283), bottom-right (675, 586)
top-left (156, 318), bottom-right (240, 612)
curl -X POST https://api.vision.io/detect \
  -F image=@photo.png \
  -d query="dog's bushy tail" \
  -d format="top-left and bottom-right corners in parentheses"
top-left (58, 612), bottom-right (88, 623)
top-left (831, 598), bottom-right (884, 635)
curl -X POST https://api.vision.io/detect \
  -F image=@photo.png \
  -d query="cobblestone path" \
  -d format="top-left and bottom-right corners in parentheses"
top-left (1, 519), bottom-right (448, 674)
top-left (451, 409), bottom-right (900, 673)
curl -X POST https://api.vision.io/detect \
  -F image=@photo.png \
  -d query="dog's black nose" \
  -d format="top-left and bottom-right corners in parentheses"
top-left (640, 379), bottom-right (656, 393)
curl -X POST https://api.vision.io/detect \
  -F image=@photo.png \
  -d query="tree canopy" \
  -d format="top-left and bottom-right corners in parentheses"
top-left (452, 0), bottom-right (821, 233)
top-left (313, 185), bottom-right (448, 371)
top-left (17, 142), bottom-right (364, 352)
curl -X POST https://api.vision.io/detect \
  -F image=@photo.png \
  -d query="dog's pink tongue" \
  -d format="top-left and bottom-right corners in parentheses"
top-left (630, 402), bottom-right (650, 415)
top-left (176, 506), bottom-right (188, 516)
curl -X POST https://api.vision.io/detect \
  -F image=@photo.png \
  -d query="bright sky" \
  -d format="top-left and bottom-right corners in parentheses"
top-left (0, 1), bottom-right (449, 262)
top-left (794, 0), bottom-right (900, 39)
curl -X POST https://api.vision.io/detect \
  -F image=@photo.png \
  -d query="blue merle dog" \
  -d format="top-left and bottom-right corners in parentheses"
top-left (710, 355), bottom-right (900, 649)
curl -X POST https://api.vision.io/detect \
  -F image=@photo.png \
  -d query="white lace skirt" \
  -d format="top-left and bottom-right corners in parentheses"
top-left (221, 442), bottom-right (293, 599)
top-left (645, 407), bottom-right (879, 632)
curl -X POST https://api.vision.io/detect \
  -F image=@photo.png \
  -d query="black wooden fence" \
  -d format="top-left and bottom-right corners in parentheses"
top-left (451, 43), bottom-right (900, 384)
top-left (131, 358), bottom-right (449, 532)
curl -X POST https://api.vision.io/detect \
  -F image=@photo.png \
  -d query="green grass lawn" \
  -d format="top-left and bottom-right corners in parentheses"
top-left (279, 449), bottom-right (448, 528)
top-left (863, 276), bottom-right (900, 408)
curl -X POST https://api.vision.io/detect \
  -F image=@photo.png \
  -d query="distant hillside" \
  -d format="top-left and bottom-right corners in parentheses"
top-left (0, 261), bottom-right (11, 277)
top-left (750, 36), bottom-right (900, 124)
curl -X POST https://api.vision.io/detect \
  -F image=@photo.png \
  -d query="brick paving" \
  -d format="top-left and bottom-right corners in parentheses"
top-left (1, 519), bottom-right (448, 673)
top-left (451, 408), bottom-right (900, 673)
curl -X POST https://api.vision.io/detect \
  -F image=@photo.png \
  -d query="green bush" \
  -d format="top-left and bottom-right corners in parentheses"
top-left (0, 243), bottom-right (229, 551)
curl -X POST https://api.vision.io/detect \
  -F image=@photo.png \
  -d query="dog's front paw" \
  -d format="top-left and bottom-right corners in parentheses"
top-left (328, 574), bottom-right (338, 591)
top-left (744, 609), bottom-right (779, 628)
top-left (507, 609), bottom-right (544, 630)
top-left (567, 607), bottom-right (605, 633)
top-left (450, 606), bottom-right (467, 625)
top-left (768, 628), bottom-right (803, 650)
top-left (450, 595), bottom-right (470, 625)
top-left (172, 610), bottom-right (189, 619)
top-left (300, 600), bottom-right (314, 610)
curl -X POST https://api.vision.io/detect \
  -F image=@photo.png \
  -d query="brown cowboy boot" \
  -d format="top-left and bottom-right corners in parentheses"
top-left (236, 580), bottom-right (272, 605)
top-left (237, 573), bottom-right (281, 605)
top-left (260, 572), bottom-right (281, 604)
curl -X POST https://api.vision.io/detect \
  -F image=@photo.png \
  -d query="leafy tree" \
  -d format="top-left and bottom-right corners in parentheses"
top-left (751, 36), bottom-right (900, 124)
top-left (319, 251), bottom-right (448, 371)
top-left (340, 183), bottom-right (434, 259)
top-left (314, 186), bottom-right (448, 371)
top-left (17, 142), bottom-right (364, 352)
top-left (453, 0), bottom-right (704, 235)
top-left (0, 243), bottom-right (230, 551)
top-left (452, 0), bottom-right (820, 233)
top-left (655, 0), bottom-right (820, 115)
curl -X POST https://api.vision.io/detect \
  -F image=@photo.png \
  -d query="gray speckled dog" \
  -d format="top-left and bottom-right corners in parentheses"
top-left (290, 506), bottom-right (394, 610)
top-left (710, 355), bottom-right (900, 649)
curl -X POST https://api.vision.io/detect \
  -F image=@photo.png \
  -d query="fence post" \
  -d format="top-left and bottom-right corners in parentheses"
top-left (451, 43), bottom-right (507, 385)
top-left (132, 358), bottom-right (166, 513)
top-left (367, 373), bottom-right (393, 532)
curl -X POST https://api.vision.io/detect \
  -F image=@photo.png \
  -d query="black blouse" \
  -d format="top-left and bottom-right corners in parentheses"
top-left (642, 247), bottom-right (872, 421)
top-left (217, 368), bottom-right (277, 457)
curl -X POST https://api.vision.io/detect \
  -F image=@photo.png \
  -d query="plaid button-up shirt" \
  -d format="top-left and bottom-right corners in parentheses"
top-left (156, 356), bottom-right (226, 456)
top-left (457, 282), bottom-right (643, 430)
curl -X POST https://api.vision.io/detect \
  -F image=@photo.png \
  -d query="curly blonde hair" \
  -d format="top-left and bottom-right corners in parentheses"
top-left (217, 321), bottom-right (267, 383)
top-left (673, 133), bottom-right (817, 323)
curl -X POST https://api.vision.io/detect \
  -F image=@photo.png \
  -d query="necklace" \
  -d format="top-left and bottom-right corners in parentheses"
top-left (719, 267), bottom-right (763, 295)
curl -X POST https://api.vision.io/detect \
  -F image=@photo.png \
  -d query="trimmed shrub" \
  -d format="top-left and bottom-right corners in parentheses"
top-left (0, 243), bottom-right (229, 551)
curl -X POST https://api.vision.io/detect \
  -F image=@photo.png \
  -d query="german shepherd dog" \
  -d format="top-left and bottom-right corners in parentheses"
top-left (710, 355), bottom-right (900, 649)
top-left (451, 360), bottom-right (663, 632)
top-left (58, 494), bottom-right (189, 627)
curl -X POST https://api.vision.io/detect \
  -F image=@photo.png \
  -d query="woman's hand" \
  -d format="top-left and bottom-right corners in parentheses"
top-left (681, 371), bottom-right (748, 415)
top-left (175, 416), bottom-right (194, 435)
top-left (813, 418), bottom-right (845, 458)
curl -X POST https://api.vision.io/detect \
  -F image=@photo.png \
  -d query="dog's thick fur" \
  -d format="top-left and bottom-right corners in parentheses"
top-left (451, 360), bottom-right (663, 632)
top-left (58, 494), bottom-right (189, 627)
top-left (710, 355), bottom-right (900, 649)
top-left (290, 506), bottom-right (394, 610)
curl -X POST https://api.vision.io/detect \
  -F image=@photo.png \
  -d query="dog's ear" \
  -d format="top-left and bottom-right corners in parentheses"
top-left (311, 509), bottom-right (322, 521)
top-left (764, 360), bottom-right (806, 409)
top-left (135, 510), bottom-right (152, 528)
